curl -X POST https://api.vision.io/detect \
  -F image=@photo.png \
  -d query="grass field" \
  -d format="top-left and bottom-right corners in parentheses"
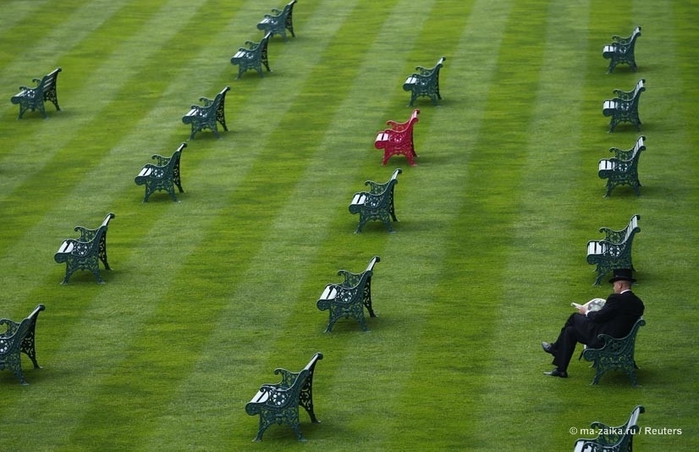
top-left (1, 0), bottom-right (698, 450)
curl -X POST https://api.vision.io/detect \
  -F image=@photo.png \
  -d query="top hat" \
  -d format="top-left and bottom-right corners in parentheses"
top-left (609, 268), bottom-right (636, 283)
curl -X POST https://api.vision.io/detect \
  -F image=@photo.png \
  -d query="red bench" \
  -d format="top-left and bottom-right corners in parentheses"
top-left (374, 109), bottom-right (419, 166)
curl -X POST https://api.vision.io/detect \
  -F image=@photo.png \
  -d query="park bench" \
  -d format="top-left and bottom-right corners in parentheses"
top-left (230, 32), bottom-right (272, 79)
top-left (245, 352), bottom-right (323, 441)
top-left (54, 212), bottom-right (115, 284)
top-left (10, 67), bottom-right (62, 119)
top-left (602, 79), bottom-right (645, 132)
top-left (374, 109), bottom-right (420, 166)
top-left (603, 26), bottom-right (641, 73)
top-left (0, 304), bottom-right (45, 385)
top-left (349, 168), bottom-right (402, 233)
top-left (257, 0), bottom-right (297, 41)
top-left (598, 136), bottom-right (646, 197)
top-left (135, 142), bottom-right (186, 202)
top-left (403, 56), bottom-right (445, 106)
top-left (573, 405), bottom-right (644, 452)
top-left (581, 318), bottom-right (645, 386)
top-left (316, 256), bottom-right (380, 332)
top-left (586, 214), bottom-right (640, 285)
top-left (182, 86), bottom-right (230, 140)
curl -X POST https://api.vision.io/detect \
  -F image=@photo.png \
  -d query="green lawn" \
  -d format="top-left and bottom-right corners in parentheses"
top-left (1, 0), bottom-right (698, 450)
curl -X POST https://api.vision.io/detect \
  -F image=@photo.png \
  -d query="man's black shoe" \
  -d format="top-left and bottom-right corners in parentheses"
top-left (543, 369), bottom-right (568, 378)
top-left (541, 342), bottom-right (555, 355)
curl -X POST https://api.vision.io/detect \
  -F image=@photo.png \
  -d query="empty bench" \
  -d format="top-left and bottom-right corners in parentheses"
top-left (54, 213), bottom-right (115, 284)
top-left (581, 317), bottom-right (645, 386)
top-left (231, 32), bottom-right (272, 79)
top-left (246, 352), bottom-right (323, 441)
top-left (403, 56), bottom-right (445, 106)
top-left (603, 26), bottom-right (641, 73)
top-left (586, 214), bottom-right (640, 285)
top-left (317, 256), bottom-right (380, 332)
top-left (375, 109), bottom-right (420, 166)
top-left (573, 405), bottom-right (644, 452)
top-left (182, 86), bottom-right (230, 140)
top-left (10, 67), bottom-right (62, 119)
top-left (602, 79), bottom-right (645, 132)
top-left (0, 304), bottom-right (45, 385)
top-left (257, 0), bottom-right (297, 41)
top-left (598, 136), bottom-right (646, 197)
top-left (349, 168), bottom-right (402, 233)
top-left (135, 142), bottom-right (186, 202)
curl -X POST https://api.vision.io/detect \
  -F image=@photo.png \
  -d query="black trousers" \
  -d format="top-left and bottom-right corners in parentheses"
top-left (551, 313), bottom-right (594, 372)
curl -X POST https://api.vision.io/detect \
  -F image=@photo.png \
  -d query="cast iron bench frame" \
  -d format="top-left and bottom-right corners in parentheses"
top-left (245, 352), bottom-right (323, 441)
top-left (231, 32), bottom-right (273, 79)
top-left (10, 67), bottom-right (62, 119)
top-left (349, 168), bottom-right (402, 233)
top-left (573, 405), bottom-right (644, 451)
top-left (182, 86), bottom-right (230, 140)
top-left (257, 0), bottom-right (297, 41)
top-left (375, 109), bottom-right (420, 166)
top-left (586, 214), bottom-right (640, 285)
top-left (602, 79), bottom-right (645, 132)
top-left (135, 142), bottom-right (187, 202)
top-left (598, 136), bottom-right (645, 197)
top-left (317, 256), bottom-right (380, 332)
top-left (0, 304), bottom-right (45, 385)
top-left (54, 212), bottom-right (115, 284)
top-left (603, 26), bottom-right (641, 74)
top-left (581, 318), bottom-right (645, 386)
top-left (403, 56), bottom-right (445, 106)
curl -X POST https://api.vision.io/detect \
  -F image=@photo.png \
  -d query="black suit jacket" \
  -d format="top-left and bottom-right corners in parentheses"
top-left (584, 290), bottom-right (644, 346)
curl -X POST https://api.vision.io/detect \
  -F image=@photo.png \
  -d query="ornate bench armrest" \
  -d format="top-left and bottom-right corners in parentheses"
top-left (151, 153), bottom-right (171, 166)
top-left (0, 318), bottom-right (20, 336)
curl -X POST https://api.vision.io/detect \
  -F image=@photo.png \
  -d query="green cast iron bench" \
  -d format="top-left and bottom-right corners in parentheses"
top-left (182, 86), bottom-right (230, 140)
top-left (349, 168), bottom-right (402, 233)
top-left (10, 67), bottom-right (62, 119)
top-left (603, 26), bottom-right (641, 73)
top-left (374, 109), bottom-right (420, 166)
top-left (245, 352), bottom-right (323, 441)
top-left (573, 405), bottom-right (644, 451)
top-left (581, 318), bottom-right (645, 386)
top-left (602, 79), bottom-right (645, 132)
top-left (598, 136), bottom-right (646, 197)
top-left (0, 304), bottom-right (45, 385)
top-left (135, 142), bottom-right (186, 202)
top-left (257, 0), bottom-right (297, 41)
top-left (317, 256), bottom-right (380, 332)
top-left (586, 214), bottom-right (640, 285)
top-left (403, 56), bottom-right (445, 106)
top-left (231, 32), bottom-right (272, 79)
top-left (54, 212), bottom-right (115, 284)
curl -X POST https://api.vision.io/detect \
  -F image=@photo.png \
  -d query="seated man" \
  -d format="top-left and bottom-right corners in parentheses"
top-left (541, 268), bottom-right (644, 378)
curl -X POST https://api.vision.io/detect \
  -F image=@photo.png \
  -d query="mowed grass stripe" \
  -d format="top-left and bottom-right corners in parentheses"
top-left (0, 0), bottom-right (125, 76)
top-left (0, 0), bottom-right (54, 40)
